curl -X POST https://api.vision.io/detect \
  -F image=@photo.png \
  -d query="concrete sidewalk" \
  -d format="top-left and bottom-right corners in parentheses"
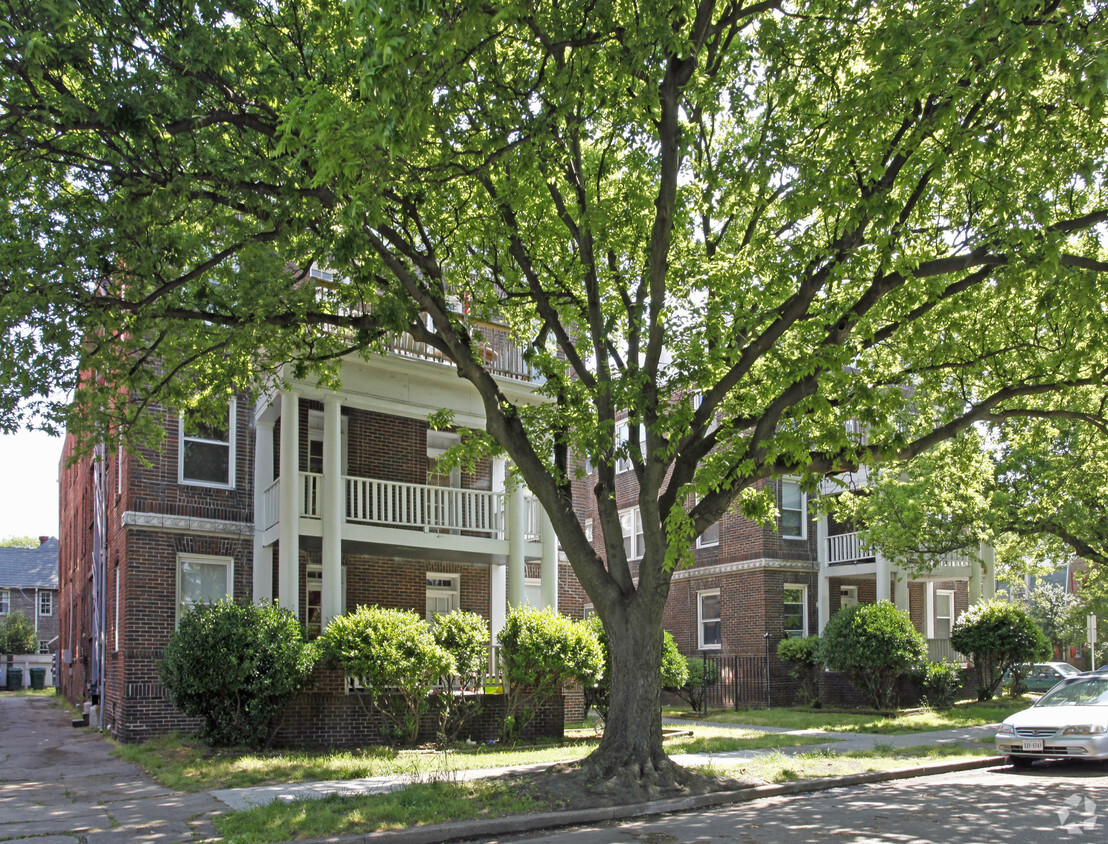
top-left (0, 692), bottom-right (1003, 844)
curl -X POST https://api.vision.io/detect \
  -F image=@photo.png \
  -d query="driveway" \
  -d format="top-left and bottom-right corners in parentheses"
top-left (0, 693), bottom-right (223, 843)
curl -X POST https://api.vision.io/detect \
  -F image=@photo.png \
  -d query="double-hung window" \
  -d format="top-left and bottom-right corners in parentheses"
top-left (783, 584), bottom-right (808, 638)
top-left (38, 591), bottom-right (52, 617)
top-left (780, 479), bottom-right (807, 539)
top-left (619, 508), bottom-right (644, 560)
top-left (180, 399), bottom-right (236, 488)
top-left (426, 573), bottom-right (460, 622)
top-left (698, 590), bottom-right (721, 649)
top-left (177, 554), bottom-right (233, 622)
top-left (0, 589), bottom-right (9, 614)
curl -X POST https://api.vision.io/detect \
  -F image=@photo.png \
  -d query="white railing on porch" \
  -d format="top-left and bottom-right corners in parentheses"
top-left (387, 328), bottom-right (535, 383)
top-left (927, 638), bottom-right (968, 664)
top-left (344, 476), bottom-right (505, 536)
top-left (827, 531), bottom-right (873, 565)
top-left (262, 479), bottom-right (280, 530)
top-left (524, 495), bottom-right (542, 543)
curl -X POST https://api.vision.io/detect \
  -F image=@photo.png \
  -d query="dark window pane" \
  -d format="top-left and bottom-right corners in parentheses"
top-left (183, 441), bottom-right (230, 484)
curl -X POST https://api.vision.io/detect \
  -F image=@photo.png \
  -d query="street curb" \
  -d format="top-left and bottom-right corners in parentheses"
top-left (288, 755), bottom-right (1006, 844)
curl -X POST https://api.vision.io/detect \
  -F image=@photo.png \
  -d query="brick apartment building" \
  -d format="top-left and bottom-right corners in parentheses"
top-left (0, 536), bottom-right (59, 655)
top-left (58, 323), bottom-right (585, 743)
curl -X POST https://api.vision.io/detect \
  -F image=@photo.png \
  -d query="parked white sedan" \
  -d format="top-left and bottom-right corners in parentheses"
top-left (996, 673), bottom-right (1108, 767)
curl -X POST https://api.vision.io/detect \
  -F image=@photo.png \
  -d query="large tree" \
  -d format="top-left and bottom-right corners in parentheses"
top-left (2, 0), bottom-right (1107, 794)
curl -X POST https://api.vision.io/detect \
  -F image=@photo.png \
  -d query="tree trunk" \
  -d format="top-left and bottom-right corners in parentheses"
top-left (580, 602), bottom-right (686, 793)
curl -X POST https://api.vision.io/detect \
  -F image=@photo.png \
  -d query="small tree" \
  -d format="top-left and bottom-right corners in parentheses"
top-left (1025, 584), bottom-right (1084, 659)
top-left (319, 605), bottom-right (454, 744)
top-left (429, 609), bottom-right (490, 744)
top-left (951, 599), bottom-right (1050, 701)
top-left (0, 610), bottom-right (38, 655)
top-left (580, 616), bottom-right (687, 720)
top-left (159, 600), bottom-right (316, 747)
top-left (668, 657), bottom-right (721, 713)
top-left (912, 661), bottom-right (964, 710)
top-left (777, 635), bottom-right (823, 708)
top-left (498, 606), bottom-right (602, 741)
top-left (819, 602), bottom-right (927, 711)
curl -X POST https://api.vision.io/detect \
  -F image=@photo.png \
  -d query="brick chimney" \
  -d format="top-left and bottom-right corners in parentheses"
top-left (38, 536), bottom-right (49, 546)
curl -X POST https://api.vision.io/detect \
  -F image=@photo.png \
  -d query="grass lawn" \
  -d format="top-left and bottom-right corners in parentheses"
top-left (665, 697), bottom-right (1032, 734)
top-left (211, 743), bottom-right (995, 843)
top-left (114, 723), bottom-right (833, 792)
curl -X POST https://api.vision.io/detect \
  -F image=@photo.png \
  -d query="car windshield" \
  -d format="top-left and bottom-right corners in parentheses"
top-left (1057, 664), bottom-right (1080, 676)
top-left (1037, 677), bottom-right (1108, 706)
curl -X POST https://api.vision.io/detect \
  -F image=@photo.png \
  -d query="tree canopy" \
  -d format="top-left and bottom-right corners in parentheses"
top-left (2, 0), bottom-right (1107, 792)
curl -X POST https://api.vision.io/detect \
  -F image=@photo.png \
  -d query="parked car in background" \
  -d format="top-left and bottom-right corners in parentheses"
top-left (1003, 662), bottom-right (1080, 694)
top-left (996, 671), bottom-right (1108, 767)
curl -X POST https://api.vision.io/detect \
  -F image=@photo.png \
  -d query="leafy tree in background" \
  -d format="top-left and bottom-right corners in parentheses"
top-left (0, 537), bottom-right (42, 548)
top-left (1025, 583), bottom-right (1085, 659)
top-left (820, 602), bottom-right (927, 711)
top-left (2, 0), bottom-right (1107, 793)
top-left (0, 610), bottom-right (38, 655)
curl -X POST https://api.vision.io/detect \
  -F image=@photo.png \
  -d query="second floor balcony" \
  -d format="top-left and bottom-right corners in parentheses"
top-left (825, 529), bottom-right (973, 573)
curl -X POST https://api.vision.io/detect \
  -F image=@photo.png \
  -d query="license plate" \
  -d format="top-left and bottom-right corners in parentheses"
top-left (1021, 739), bottom-right (1044, 751)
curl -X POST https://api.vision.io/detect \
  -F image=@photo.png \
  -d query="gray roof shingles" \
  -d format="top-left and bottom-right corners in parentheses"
top-left (0, 538), bottom-right (59, 590)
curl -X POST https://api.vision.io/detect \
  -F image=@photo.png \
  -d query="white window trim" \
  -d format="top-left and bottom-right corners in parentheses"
top-left (0, 588), bottom-right (9, 614)
top-left (696, 496), bottom-right (720, 548)
top-left (38, 591), bottom-right (52, 617)
top-left (615, 422), bottom-right (646, 474)
top-left (178, 398), bottom-right (237, 489)
top-left (927, 585), bottom-right (956, 639)
top-left (584, 518), bottom-right (593, 543)
top-left (426, 572), bottom-right (460, 621)
top-left (176, 553), bottom-right (234, 624)
top-left (783, 583), bottom-right (809, 638)
top-left (698, 589), bottom-right (722, 650)
top-left (619, 507), bottom-right (645, 560)
top-left (780, 478), bottom-right (808, 540)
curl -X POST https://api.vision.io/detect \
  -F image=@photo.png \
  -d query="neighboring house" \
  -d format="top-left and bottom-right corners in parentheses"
top-left (58, 321), bottom-right (585, 743)
top-left (0, 537), bottom-right (60, 655)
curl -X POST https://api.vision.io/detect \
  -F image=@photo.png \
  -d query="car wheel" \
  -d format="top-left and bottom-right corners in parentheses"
top-left (1009, 755), bottom-right (1034, 769)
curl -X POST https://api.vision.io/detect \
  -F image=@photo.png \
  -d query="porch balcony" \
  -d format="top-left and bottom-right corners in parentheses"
top-left (260, 472), bottom-right (544, 564)
top-left (926, 638), bottom-right (968, 665)
top-left (387, 323), bottom-right (539, 383)
top-left (825, 530), bottom-right (974, 576)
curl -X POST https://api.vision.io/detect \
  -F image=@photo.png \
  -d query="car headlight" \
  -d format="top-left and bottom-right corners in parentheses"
top-left (1061, 725), bottom-right (1108, 735)
top-left (996, 723), bottom-right (1016, 736)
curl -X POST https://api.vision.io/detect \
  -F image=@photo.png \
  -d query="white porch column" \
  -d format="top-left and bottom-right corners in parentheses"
top-left (252, 418), bottom-right (275, 603)
top-left (321, 396), bottom-right (343, 627)
top-left (893, 569), bottom-right (910, 613)
top-left (816, 510), bottom-right (831, 633)
top-left (540, 508), bottom-right (558, 610)
top-left (876, 552), bottom-right (892, 603)
top-left (969, 553), bottom-right (982, 605)
top-left (979, 541), bottom-right (996, 601)
top-left (507, 485), bottom-right (526, 608)
top-left (278, 390), bottom-right (300, 615)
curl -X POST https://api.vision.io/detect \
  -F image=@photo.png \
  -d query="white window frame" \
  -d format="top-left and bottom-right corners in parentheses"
top-left (783, 583), bottom-right (809, 638)
top-left (697, 589), bottom-right (722, 650)
top-left (615, 422), bottom-right (646, 474)
top-left (38, 591), bottom-right (52, 617)
top-left (584, 518), bottom-right (593, 543)
top-left (927, 585), bottom-right (956, 639)
top-left (619, 507), bottom-right (645, 560)
top-left (0, 589), bottom-right (9, 614)
top-left (306, 565), bottom-right (348, 638)
top-left (780, 479), bottom-right (807, 540)
top-left (839, 585), bottom-right (858, 610)
top-left (696, 496), bottom-right (720, 548)
top-left (179, 398), bottom-right (236, 489)
top-left (176, 554), bottom-right (234, 623)
top-left (38, 640), bottom-right (50, 655)
top-left (426, 572), bottom-right (460, 622)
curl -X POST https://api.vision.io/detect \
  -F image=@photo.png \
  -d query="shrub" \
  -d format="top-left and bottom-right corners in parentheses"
top-left (777, 634), bottom-right (822, 707)
top-left (950, 599), bottom-right (1050, 700)
top-left (159, 599), bottom-right (316, 747)
top-left (319, 605), bottom-right (454, 744)
top-left (669, 656), bottom-right (721, 712)
top-left (913, 660), bottom-right (963, 710)
top-left (497, 606), bottom-right (602, 740)
top-left (429, 610), bottom-right (490, 744)
top-left (819, 601), bottom-right (927, 711)
top-left (579, 616), bottom-right (687, 720)
top-left (0, 610), bottom-right (37, 655)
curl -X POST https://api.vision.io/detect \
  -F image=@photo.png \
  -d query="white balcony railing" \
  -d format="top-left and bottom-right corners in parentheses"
top-left (262, 479), bottom-right (280, 530)
top-left (387, 327), bottom-right (536, 382)
top-left (827, 531), bottom-right (873, 565)
top-left (927, 638), bottom-right (968, 665)
top-left (524, 495), bottom-right (542, 543)
top-left (344, 476), bottom-right (505, 536)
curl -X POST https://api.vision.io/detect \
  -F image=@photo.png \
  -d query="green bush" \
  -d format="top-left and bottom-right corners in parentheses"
top-left (819, 601), bottom-right (926, 711)
top-left (669, 656), bottom-right (721, 712)
top-left (159, 599), bottom-right (317, 747)
top-left (913, 660), bottom-right (963, 709)
top-left (319, 605), bottom-right (454, 744)
top-left (429, 609), bottom-right (490, 744)
top-left (497, 606), bottom-right (602, 740)
top-left (579, 616), bottom-right (687, 720)
top-left (950, 599), bottom-right (1050, 700)
top-left (0, 610), bottom-right (37, 655)
top-left (777, 634), bottom-right (823, 707)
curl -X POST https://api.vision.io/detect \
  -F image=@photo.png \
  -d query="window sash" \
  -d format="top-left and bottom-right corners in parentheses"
top-left (180, 400), bottom-right (235, 487)
top-left (783, 585), bottom-right (807, 637)
top-left (177, 556), bottom-right (232, 621)
top-left (38, 592), bottom-right (52, 616)
top-left (698, 591), bottom-right (721, 649)
top-left (781, 480), bottom-right (806, 538)
top-left (0, 589), bottom-right (9, 614)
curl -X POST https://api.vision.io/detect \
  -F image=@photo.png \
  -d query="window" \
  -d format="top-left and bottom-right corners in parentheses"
top-left (698, 590), bottom-right (721, 649)
top-left (696, 499), bottom-right (720, 548)
top-left (584, 519), bottom-right (593, 543)
top-left (179, 399), bottom-right (235, 488)
top-left (619, 508), bottom-right (645, 560)
top-left (783, 584), bottom-right (808, 638)
top-left (38, 591), bottom-right (52, 617)
top-left (177, 555), bottom-right (233, 622)
top-left (934, 589), bottom-right (955, 639)
top-left (615, 422), bottom-right (645, 474)
top-left (780, 480), bottom-right (807, 539)
top-left (38, 640), bottom-right (50, 655)
top-left (0, 589), bottom-right (9, 614)
top-left (426, 573), bottom-right (459, 622)
top-left (839, 585), bottom-right (858, 610)
top-left (306, 566), bottom-right (348, 639)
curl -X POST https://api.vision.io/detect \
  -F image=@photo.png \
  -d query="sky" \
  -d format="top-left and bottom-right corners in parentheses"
top-left (0, 429), bottom-right (63, 540)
